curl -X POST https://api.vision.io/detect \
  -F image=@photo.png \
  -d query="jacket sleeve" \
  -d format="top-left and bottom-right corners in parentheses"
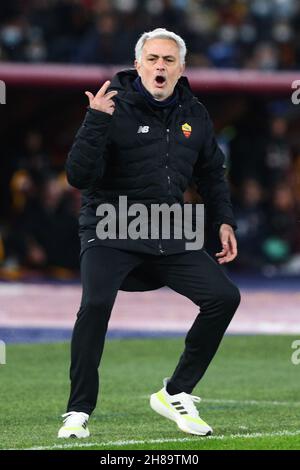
top-left (193, 108), bottom-right (237, 231)
top-left (65, 107), bottom-right (113, 190)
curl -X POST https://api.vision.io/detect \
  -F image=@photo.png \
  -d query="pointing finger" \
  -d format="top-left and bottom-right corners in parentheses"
top-left (96, 80), bottom-right (111, 97)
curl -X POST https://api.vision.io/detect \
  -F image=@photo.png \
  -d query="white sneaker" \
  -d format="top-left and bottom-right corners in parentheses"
top-left (57, 411), bottom-right (90, 438)
top-left (150, 378), bottom-right (213, 436)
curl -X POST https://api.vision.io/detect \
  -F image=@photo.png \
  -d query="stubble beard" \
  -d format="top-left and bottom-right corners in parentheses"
top-left (152, 90), bottom-right (167, 101)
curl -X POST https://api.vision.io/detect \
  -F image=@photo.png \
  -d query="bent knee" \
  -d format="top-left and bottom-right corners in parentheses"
top-left (80, 295), bottom-right (114, 316)
top-left (219, 284), bottom-right (241, 312)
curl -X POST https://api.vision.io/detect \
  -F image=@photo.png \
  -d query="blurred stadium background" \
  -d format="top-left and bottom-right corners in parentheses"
top-left (0, 0), bottom-right (300, 450)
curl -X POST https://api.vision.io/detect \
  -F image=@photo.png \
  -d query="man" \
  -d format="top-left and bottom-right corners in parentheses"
top-left (58, 28), bottom-right (240, 438)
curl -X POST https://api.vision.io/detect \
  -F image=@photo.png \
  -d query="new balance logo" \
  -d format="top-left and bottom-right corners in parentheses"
top-left (137, 125), bottom-right (149, 133)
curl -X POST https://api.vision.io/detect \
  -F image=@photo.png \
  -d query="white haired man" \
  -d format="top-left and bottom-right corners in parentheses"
top-left (58, 28), bottom-right (240, 438)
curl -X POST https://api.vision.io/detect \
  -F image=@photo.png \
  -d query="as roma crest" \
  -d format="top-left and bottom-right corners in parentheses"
top-left (181, 122), bottom-right (192, 138)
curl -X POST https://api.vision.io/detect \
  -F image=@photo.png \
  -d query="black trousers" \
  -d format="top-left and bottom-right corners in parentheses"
top-left (67, 246), bottom-right (241, 415)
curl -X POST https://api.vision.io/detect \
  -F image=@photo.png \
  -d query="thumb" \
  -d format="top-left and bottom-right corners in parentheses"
top-left (85, 91), bottom-right (94, 106)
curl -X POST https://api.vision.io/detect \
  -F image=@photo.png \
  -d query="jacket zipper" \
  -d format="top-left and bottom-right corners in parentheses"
top-left (158, 128), bottom-right (171, 255)
top-left (166, 128), bottom-right (171, 195)
top-left (158, 240), bottom-right (165, 255)
top-left (134, 104), bottom-right (185, 255)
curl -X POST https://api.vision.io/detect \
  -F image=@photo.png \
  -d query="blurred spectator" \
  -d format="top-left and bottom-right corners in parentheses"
top-left (262, 184), bottom-right (299, 267)
top-left (264, 116), bottom-right (291, 187)
top-left (1, 1), bottom-right (300, 278)
top-left (8, 130), bottom-right (50, 215)
top-left (1, 125), bottom-right (80, 278)
top-left (234, 179), bottom-right (267, 271)
top-left (6, 174), bottom-right (80, 272)
top-left (229, 104), bottom-right (293, 188)
top-left (0, 14), bottom-right (30, 61)
top-left (0, 0), bottom-right (300, 69)
top-left (73, 11), bottom-right (138, 64)
top-left (244, 42), bottom-right (279, 70)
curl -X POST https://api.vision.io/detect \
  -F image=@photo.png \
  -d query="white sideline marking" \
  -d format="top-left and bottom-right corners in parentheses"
top-left (19, 430), bottom-right (300, 450)
top-left (140, 396), bottom-right (300, 407)
top-left (204, 398), bottom-right (300, 407)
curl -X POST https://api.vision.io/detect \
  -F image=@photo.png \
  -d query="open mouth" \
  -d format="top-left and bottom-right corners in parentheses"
top-left (154, 75), bottom-right (166, 86)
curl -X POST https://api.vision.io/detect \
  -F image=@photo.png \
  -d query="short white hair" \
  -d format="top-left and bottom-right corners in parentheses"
top-left (135, 28), bottom-right (187, 65)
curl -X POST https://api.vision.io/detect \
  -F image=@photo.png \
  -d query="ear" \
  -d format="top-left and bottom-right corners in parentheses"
top-left (179, 63), bottom-right (185, 78)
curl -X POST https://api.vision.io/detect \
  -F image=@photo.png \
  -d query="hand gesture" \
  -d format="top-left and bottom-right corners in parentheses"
top-left (85, 80), bottom-right (118, 115)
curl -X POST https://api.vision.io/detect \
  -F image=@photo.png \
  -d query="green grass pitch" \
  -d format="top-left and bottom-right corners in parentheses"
top-left (0, 335), bottom-right (299, 450)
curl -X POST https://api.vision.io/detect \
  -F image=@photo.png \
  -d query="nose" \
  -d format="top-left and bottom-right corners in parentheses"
top-left (156, 58), bottom-right (165, 70)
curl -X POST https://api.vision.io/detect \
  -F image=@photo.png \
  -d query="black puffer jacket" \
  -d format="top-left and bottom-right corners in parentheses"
top-left (65, 69), bottom-right (236, 290)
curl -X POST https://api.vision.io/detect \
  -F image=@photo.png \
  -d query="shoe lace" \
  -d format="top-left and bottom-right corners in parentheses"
top-left (163, 377), bottom-right (202, 417)
top-left (61, 412), bottom-right (88, 427)
top-left (178, 394), bottom-right (201, 417)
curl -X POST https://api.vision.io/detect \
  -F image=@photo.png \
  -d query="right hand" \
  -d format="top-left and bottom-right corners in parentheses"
top-left (85, 80), bottom-right (118, 115)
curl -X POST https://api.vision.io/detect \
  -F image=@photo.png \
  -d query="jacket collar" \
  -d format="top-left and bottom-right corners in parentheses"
top-left (133, 76), bottom-right (178, 108)
top-left (110, 68), bottom-right (197, 110)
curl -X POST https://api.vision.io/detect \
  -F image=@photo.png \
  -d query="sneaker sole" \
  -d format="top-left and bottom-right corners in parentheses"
top-left (150, 393), bottom-right (212, 436)
top-left (57, 429), bottom-right (90, 439)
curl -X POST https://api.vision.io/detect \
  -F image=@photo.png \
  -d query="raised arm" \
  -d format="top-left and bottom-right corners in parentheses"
top-left (65, 81), bottom-right (117, 190)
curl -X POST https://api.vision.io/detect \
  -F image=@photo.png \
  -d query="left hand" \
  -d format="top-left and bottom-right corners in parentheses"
top-left (216, 224), bottom-right (238, 264)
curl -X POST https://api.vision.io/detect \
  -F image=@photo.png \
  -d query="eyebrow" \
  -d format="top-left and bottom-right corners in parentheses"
top-left (146, 54), bottom-right (176, 60)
